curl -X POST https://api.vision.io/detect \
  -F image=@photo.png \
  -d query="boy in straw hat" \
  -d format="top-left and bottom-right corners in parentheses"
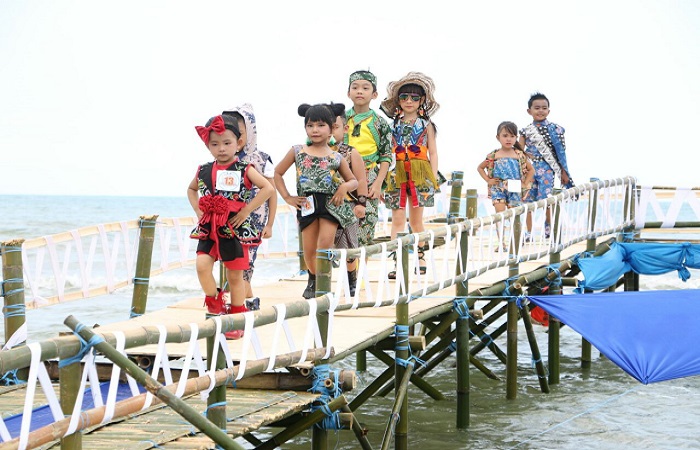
top-left (345, 70), bottom-right (393, 248)
top-left (380, 72), bottom-right (441, 278)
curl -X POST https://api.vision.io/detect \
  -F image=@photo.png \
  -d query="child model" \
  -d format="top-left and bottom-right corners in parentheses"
top-left (518, 92), bottom-right (573, 238)
top-left (330, 103), bottom-right (368, 297)
top-left (222, 104), bottom-right (277, 311)
top-left (345, 70), bottom-right (393, 248)
top-left (477, 121), bottom-right (535, 249)
top-left (188, 115), bottom-right (273, 339)
top-left (275, 104), bottom-right (359, 299)
top-left (380, 72), bottom-right (441, 278)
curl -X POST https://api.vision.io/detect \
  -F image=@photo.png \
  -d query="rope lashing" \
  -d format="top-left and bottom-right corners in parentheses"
top-left (501, 276), bottom-right (520, 297)
top-left (0, 278), bottom-right (25, 298)
top-left (133, 276), bottom-right (150, 286)
top-left (129, 307), bottom-right (143, 318)
top-left (309, 364), bottom-right (343, 430)
top-left (453, 297), bottom-right (471, 319)
top-left (619, 231), bottom-right (636, 242)
top-left (58, 323), bottom-right (105, 368)
top-left (0, 369), bottom-right (24, 386)
top-left (204, 401), bottom-right (226, 418)
top-left (394, 325), bottom-right (410, 352)
top-left (545, 265), bottom-right (563, 288)
top-left (138, 218), bottom-right (158, 229)
top-left (2, 303), bottom-right (26, 318)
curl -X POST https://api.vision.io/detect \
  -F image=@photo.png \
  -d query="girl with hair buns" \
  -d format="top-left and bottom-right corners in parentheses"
top-left (274, 103), bottom-right (358, 298)
top-left (380, 72), bottom-right (442, 278)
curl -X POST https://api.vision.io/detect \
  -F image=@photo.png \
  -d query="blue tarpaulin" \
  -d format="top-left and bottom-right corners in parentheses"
top-left (527, 289), bottom-right (700, 384)
top-left (576, 241), bottom-right (700, 292)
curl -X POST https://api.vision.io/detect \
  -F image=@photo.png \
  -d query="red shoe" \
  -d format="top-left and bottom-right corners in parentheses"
top-left (223, 304), bottom-right (248, 340)
top-left (203, 289), bottom-right (227, 315)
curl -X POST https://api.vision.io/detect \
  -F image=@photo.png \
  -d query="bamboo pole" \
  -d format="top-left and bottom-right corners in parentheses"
top-left (466, 188), bottom-right (478, 221)
top-left (521, 302), bottom-right (549, 393)
top-left (10, 339), bottom-right (331, 450)
top-left (63, 315), bottom-right (245, 450)
top-left (206, 313), bottom-right (228, 435)
top-left (129, 215), bottom-right (158, 319)
top-left (312, 249), bottom-right (333, 450)
top-left (456, 223), bottom-right (470, 428)
top-left (368, 347), bottom-right (444, 400)
top-left (381, 362), bottom-right (415, 450)
top-left (59, 331), bottom-right (82, 449)
top-left (582, 184), bottom-right (599, 370)
top-left (505, 214), bottom-right (521, 399)
top-left (448, 171), bottom-right (464, 224)
top-left (340, 405), bottom-right (374, 450)
top-left (394, 233), bottom-right (410, 450)
top-left (1, 240), bottom-right (28, 381)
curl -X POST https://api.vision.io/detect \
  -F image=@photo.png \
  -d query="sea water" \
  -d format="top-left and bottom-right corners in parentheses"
top-left (2, 194), bottom-right (700, 449)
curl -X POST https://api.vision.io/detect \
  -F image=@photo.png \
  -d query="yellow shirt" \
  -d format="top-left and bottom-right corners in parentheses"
top-left (347, 116), bottom-right (378, 160)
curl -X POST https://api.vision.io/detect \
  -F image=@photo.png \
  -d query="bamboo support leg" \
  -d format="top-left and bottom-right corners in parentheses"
top-left (381, 362), bottom-right (415, 450)
top-left (341, 405), bottom-right (374, 450)
top-left (1, 240), bottom-right (28, 380)
top-left (548, 252), bottom-right (561, 384)
top-left (522, 303), bottom-right (550, 393)
top-left (59, 332), bottom-right (82, 450)
top-left (506, 299), bottom-right (518, 400)
top-left (368, 348), bottom-right (444, 400)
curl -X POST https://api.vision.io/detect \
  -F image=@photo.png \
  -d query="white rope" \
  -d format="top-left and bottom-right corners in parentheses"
top-left (298, 300), bottom-right (323, 365)
top-left (333, 249), bottom-right (350, 303)
top-left (374, 243), bottom-right (389, 307)
top-left (352, 246), bottom-right (367, 309)
top-left (19, 343), bottom-right (62, 450)
top-left (0, 412), bottom-right (10, 443)
top-left (1, 323), bottom-right (27, 351)
top-left (142, 325), bottom-right (173, 409)
top-left (439, 224), bottom-right (452, 291)
top-left (393, 243), bottom-right (404, 306)
top-left (323, 292), bottom-right (338, 359)
top-left (101, 332), bottom-right (128, 424)
top-left (175, 323), bottom-right (207, 400)
top-left (265, 303), bottom-right (289, 372)
top-left (236, 311), bottom-right (264, 380)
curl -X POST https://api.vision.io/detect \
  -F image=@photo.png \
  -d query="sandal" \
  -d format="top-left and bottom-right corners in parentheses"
top-left (387, 251), bottom-right (397, 280)
top-left (416, 246), bottom-right (427, 275)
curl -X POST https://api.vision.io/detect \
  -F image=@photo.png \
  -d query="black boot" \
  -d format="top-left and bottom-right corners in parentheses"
top-left (347, 270), bottom-right (357, 297)
top-left (302, 273), bottom-right (316, 299)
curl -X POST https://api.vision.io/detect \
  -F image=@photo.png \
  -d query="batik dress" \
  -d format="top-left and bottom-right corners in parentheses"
top-left (333, 142), bottom-right (360, 249)
top-left (293, 145), bottom-right (356, 231)
top-left (384, 117), bottom-right (438, 210)
top-left (484, 149), bottom-right (530, 207)
top-left (345, 108), bottom-right (392, 247)
top-left (520, 119), bottom-right (568, 201)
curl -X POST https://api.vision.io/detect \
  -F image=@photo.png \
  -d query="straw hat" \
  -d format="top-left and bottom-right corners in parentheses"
top-left (380, 71), bottom-right (439, 119)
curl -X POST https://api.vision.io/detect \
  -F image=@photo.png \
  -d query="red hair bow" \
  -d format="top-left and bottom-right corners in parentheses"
top-left (195, 115), bottom-right (226, 145)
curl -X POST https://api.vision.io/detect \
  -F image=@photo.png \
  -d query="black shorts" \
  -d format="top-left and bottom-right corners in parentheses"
top-left (297, 193), bottom-right (340, 231)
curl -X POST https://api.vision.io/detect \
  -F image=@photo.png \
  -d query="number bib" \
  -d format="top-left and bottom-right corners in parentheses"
top-left (301, 195), bottom-right (315, 217)
top-left (216, 170), bottom-right (241, 192)
top-left (506, 179), bottom-right (521, 193)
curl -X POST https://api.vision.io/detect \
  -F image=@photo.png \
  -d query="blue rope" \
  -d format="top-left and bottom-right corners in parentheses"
top-left (129, 307), bottom-right (143, 318)
top-left (139, 218), bottom-right (158, 229)
top-left (394, 325), bottom-right (410, 352)
top-left (139, 440), bottom-right (163, 448)
top-left (58, 323), bottom-right (105, 368)
top-left (2, 303), bottom-right (26, 318)
top-left (204, 401), bottom-right (227, 418)
top-left (309, 364), bottom-right (343, 430)
top-left (133, 276), bottom-right (150, 285)
top-left (1, 278), bottom-right (25, 298)
top-left (619, 231), bottom-right (636, 242)
top-left (0, 369), bottom-right (25, 386)
top-left (453, 297), bottom-right (471, 319)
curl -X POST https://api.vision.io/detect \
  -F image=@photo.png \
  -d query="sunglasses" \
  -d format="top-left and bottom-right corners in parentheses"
top-left (398, 93), bottom-right (422, 102)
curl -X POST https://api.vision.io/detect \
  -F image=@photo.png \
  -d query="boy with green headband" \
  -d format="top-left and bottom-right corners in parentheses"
top-left (345, 70), bottom-right (392, 247)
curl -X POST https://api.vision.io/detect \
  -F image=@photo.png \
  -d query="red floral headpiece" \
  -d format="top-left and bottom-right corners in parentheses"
top-left (195, 115), bottom-right (226, 145)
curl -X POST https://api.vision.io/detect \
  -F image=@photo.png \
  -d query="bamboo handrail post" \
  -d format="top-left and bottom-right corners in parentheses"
top-left (312, 248), bottom-right (333, 450)
top-left (297, 223), bottom-right (308, 273)
top-left (581, 184), bottom-right (600, 370)
top-left (58, 331), bottom-right (82, 449)
top-left (448, 171), bottom-right (464, 224)
top-left (466, 188), bottom-right (478, 220)
top-left (394, 233), bottom-right (410, 450)
top-left (547, 196), bottom-right (563, 384)
top-left (455, 224), bottom-right (470, 428)
top-left (63, 315), bottom-right (245, 450)
top-left (129, 215), bottom-right (158, 319)
top-left (206, 313), bottom-right (228, 437)
top-left (380, 362), bottom-right (415, 450)
top-left (1, 239), bottom-right (29, 381)
top-left (505, 211), bottom-right (521, 399)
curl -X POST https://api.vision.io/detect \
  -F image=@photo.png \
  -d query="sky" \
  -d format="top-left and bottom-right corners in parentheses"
top-left (1, 0), bottom-right (699, 198)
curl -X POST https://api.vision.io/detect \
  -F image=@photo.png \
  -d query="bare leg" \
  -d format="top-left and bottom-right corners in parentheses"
top-left (390, 207), bottom-right (407, 240)
top-left (302, 220), bottom-right (320, 275)
top-left (226, 269), bottom-right (245, 307)
top-left (195, 254), bottom-right (217, 296)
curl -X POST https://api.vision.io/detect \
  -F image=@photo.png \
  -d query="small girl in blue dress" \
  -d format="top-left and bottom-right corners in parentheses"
top-left (477, 121), bottom-right (535, 213)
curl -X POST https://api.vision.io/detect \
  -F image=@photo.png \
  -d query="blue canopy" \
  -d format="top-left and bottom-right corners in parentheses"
top-left (527, 289), bottom-right (700, 384)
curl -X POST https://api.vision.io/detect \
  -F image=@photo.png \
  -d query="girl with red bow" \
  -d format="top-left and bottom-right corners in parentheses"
top-left (187, 115), bottom-right (274, 339)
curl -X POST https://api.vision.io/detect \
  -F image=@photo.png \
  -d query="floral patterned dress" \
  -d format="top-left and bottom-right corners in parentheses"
top-left (294, 145), bottom-right (356, 229)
